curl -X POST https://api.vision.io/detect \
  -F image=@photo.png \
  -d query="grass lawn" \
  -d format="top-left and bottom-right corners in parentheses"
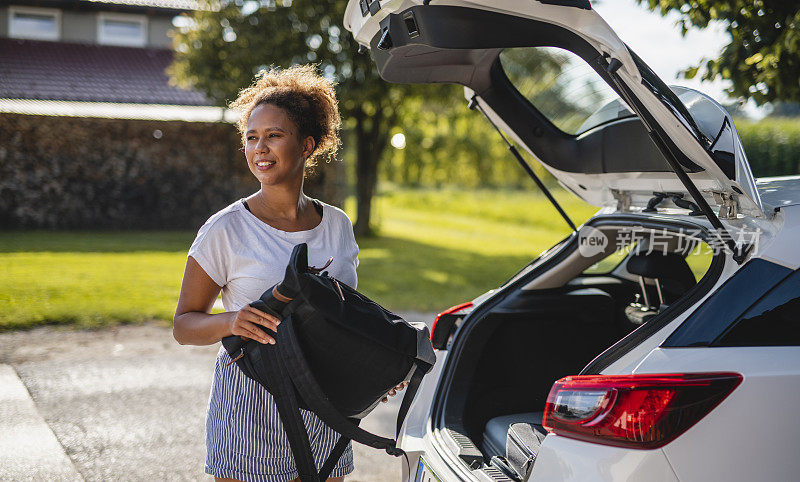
top-left (0, 188), bottom-right (597, 330)
top-left (356, 188), bottom-right (596, 310)
top-left (0, 232), bottom-right (195, 330)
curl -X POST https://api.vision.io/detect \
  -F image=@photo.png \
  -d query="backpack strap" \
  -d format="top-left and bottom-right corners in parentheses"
top-left (395, 364), bottom-right (427, 438)
top-left (247, 341), bottom-right (321, 481)
top-left (317, 433), bottom-right (352, 481)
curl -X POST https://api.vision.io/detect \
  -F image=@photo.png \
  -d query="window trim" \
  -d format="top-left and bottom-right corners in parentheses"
top-left (8, 6), bottom-right (61, 41)
top-left (97, 12), bottom-right (148, 47)
top-left (661, 258), bottom-right (793, 347)
top-left (713, 268), bottom-right (800, 347)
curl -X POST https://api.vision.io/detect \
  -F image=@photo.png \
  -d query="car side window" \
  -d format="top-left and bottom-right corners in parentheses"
top-left (582, 243), bottom-right (636, 275)
top-left (582, 239), bottom-right (711, 279)
top-left (715, 269), bottom-right (800, 346)
top-left (683, 242), bottom-right (714, 282)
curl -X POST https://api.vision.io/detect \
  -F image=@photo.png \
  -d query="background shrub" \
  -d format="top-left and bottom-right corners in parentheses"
top-left (736, 117), bottom-right (800, 177)
top-left (0, 114), bottom-right (255, 229)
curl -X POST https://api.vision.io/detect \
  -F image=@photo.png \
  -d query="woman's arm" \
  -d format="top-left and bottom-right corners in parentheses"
top-left (173, 256), bottom-right (280, 346)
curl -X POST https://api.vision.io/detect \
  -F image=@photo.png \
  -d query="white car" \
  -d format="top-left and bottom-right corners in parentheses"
top-left (345, 1), bottom-right (800, 481)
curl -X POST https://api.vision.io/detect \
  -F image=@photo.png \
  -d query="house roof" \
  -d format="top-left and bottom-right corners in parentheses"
top-left (0, 38), bottom-right (211, 106)
top-left (84, 0), bottom-right (207, 11)
top-left (10, 0), bottom-right (210, 13)
top-left (0, 98), bottom-right (238, 122)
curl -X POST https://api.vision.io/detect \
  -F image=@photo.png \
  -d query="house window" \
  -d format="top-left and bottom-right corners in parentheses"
top-left (8, 6), bottom-right (61, 41)
top-left (97, 13), bottom-right (147, 47)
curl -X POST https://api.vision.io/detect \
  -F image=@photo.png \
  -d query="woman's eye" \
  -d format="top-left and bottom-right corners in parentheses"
top-left (247, 136), bottom-right (257, 140)
top-left (269, 133), bottom-right (280, 138)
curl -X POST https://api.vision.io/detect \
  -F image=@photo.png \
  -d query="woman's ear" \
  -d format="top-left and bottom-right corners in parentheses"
top-left (302, 136), bottom-right (316, 160)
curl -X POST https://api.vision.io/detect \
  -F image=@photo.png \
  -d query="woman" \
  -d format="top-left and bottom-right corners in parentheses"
top-left (174, 65), bottom-right (398, 482)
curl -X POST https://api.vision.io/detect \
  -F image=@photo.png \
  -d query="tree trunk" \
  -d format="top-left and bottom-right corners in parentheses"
top-left (351, 103), bottom-right (397, 237)
top-left (353, 110), bottom-right (378, 236)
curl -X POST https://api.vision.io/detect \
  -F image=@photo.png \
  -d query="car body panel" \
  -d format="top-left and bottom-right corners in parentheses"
top-left (633, 347), bottom-right (800, 481)
top-left (344, 0), bottom-right (766, 218)
top-left (400, 349), bottom-right (447, 441)
top-left (754, 203), bottom-right (800, 269)
top-left (529, 435), bottom-right (678, 482)
top-left (757, 175), bottom-right (800, 209)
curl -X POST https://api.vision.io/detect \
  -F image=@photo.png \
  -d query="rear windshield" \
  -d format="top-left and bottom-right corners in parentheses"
top-left (500, 47), bottom-right (632, 135)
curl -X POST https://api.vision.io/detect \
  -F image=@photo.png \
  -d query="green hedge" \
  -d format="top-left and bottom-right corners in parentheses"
top-left (736, 117), bottom-right (800, 178)
top-left (0, 113), bottom-right (256, 229)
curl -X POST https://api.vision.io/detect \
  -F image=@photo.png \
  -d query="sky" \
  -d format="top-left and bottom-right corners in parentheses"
top-left (590, 0), bottom-right (766, 115)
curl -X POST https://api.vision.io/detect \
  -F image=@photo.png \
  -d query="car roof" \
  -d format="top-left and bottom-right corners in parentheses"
top-left (756, 176), bottom-right (800, 209)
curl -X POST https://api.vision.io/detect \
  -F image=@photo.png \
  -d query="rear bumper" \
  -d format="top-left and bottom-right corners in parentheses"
top-left (530, 434), bottom-right (678, 482)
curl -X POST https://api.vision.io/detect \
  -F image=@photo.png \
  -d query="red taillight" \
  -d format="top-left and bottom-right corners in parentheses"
top-left (430, 302), bottom-right (473, 349)
top-left (542, 372), bottom-right (742, 449)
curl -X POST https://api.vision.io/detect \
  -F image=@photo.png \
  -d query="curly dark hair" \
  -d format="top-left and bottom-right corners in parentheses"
top-left (230, 64), bottom-right (341, 166)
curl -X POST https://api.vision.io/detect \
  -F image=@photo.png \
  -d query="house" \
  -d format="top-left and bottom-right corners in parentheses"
top-left (0, 0), bottom-right (343, 229)
top-left (0, 0), bottom-right (256, 229)
top-left (0, 0), bottom-right (230, 117)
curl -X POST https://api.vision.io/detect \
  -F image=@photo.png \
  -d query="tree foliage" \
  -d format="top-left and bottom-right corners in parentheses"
top-left (635, 1), bottom-right (800, 105)
top-left (384, 47), bottom-right (606, 188)
top-left (383, 87), bottom-right (536, 189)
top-left (168, 0), bottom-right (418, 235)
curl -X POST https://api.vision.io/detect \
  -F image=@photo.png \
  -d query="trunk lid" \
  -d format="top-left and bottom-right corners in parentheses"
top-left (343, 0), bottom-right (766, 219)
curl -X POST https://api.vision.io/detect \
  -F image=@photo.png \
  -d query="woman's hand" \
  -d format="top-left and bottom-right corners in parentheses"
top-left (381, 381), bottom-right (409, 403)
top-left (229, 305), bottom-right (281, 345)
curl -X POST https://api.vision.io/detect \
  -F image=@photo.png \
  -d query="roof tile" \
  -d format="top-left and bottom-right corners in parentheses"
top-left (86, 0), bottom-right (209, 12)
top-left (0, 38), bottom-right (212, 106)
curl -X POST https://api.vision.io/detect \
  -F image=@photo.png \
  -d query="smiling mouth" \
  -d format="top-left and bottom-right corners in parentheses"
top-left (255, 160), bottom-right (276, 167)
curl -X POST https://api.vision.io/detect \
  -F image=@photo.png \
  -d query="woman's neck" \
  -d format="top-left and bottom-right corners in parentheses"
top-left (257, 188), bottom-right (305, 218)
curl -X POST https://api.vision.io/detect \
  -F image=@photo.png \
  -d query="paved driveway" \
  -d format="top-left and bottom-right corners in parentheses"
top-left (0, 314), bottom-right (434, 481)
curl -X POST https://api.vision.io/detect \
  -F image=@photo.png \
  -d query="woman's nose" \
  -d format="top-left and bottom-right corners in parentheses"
top-left (255, 137), bottom-right (269, 152)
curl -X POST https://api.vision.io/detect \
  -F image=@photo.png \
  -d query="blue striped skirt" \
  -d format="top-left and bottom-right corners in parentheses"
top-left (205, 347), bottom-right (354, 481)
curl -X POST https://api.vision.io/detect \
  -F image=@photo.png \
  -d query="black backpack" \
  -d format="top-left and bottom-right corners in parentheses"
top-left (222, 243), bottom-right (436, 482)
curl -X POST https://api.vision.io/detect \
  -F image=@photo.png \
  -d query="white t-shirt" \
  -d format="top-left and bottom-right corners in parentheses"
top-left (188, 199), bottom-right (358, 312)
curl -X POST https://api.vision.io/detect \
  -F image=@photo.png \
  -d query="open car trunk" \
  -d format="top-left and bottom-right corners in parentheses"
top-left (431, 218), bottom-right (724, 480)
top-left (451, 280), bottom-right (635, 442)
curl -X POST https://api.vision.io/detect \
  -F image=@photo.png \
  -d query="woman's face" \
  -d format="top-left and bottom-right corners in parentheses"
top-left (244, 103), bottom-right (315, 187)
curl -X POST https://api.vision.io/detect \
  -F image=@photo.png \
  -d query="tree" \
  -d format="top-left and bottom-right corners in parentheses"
top-left (635, 1), bottom-right (800, 105)
top-left (169, 0), bottom-right (415, 236)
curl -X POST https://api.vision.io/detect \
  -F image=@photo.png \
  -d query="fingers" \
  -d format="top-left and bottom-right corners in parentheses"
top-left (244, 306), bottom-right (281, 332)
top-left (234, 320), bottom-right (274, 345)
top-left (231, 306), bottom-right (281, 345)
top-left (381, 381), bottom-right (410, 403)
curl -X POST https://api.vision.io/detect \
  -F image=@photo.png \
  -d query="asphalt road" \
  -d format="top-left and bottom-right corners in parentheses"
top-left (0, 313), bottom-right (434, 481)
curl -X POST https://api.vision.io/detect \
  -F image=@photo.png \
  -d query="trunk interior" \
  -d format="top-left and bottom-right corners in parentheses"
top-left (454, 278), bottom-right (638, 439)
top-left (434, 220), bottom-right (720, 479)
